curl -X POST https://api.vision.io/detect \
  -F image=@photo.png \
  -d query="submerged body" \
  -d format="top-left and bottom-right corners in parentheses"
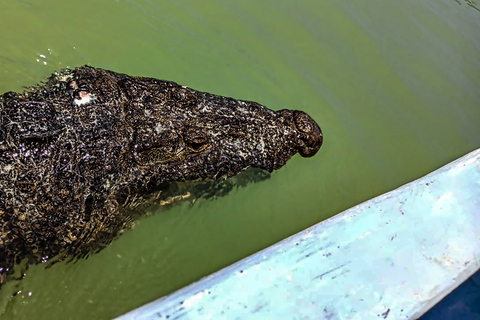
top-left (0, 66), bottom-right (322, 282)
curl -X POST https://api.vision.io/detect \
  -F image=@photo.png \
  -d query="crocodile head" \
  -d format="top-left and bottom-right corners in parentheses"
top-left (0, 66), bottom-right (323, 279)
top-left (125, 87), bottom-right (323, 186)
top-left (79, 66), bottom-right (325, 202)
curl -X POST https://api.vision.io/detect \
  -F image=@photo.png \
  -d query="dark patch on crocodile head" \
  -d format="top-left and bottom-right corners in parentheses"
top-left (0, 65), bottom-right (323, 285)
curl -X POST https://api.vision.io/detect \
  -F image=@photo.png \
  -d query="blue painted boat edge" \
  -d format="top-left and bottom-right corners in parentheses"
top-left (117, 148), bottom-right (480, 320)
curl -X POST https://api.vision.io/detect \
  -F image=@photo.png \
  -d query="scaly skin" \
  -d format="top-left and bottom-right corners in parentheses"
top-left (0, 66), bottom-right (323, 283)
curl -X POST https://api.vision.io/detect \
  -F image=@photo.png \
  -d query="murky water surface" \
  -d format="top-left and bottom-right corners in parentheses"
top-left (0, 0), bottom-right (479, 318)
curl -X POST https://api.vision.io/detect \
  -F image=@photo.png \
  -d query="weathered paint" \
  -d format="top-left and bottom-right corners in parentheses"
top-left (117, 148), bottom-right (480, 320)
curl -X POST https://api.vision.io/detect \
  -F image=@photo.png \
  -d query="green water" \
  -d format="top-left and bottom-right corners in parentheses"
top-left (1, 0), bottom-right (479, 318)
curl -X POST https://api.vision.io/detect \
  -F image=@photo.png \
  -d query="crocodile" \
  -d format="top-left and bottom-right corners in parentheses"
top-left (0, 65), bottom-right (323, 284)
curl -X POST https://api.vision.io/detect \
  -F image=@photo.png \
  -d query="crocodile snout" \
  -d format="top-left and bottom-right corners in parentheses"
top-left (292, 111), bottom-right (323, 158)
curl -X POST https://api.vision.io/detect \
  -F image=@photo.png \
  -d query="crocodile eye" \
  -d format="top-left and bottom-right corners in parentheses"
top-left (187, 136), bottom-right (208, 152)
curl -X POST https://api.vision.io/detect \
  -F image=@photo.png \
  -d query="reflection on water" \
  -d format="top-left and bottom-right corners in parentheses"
top-left (454, 0), bottom-right (480, 12)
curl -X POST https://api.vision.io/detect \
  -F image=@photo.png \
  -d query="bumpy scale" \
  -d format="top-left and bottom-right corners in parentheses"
top-left (0, 66), bottom-right (323, 283)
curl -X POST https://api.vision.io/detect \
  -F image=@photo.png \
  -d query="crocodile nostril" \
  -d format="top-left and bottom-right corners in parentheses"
top-left (294, 112), bottom-right (314, 134)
